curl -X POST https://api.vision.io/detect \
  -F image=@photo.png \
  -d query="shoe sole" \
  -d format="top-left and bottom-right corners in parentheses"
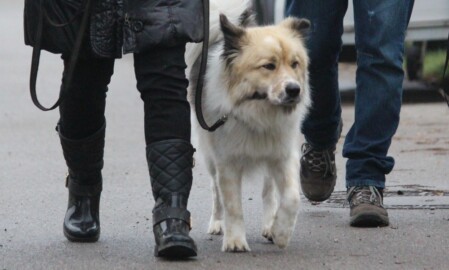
top-left (303, 187), bottom-right (335, 202)
top-left (155, 242), bottom-right (197, 258)
top-left (63, 227), bottom-right (100, 243)
top-left (350, 212), bottom-right (389, 227)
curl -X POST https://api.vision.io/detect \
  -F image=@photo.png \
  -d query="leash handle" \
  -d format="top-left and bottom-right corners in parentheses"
top-left (29, 0), bottom-right (92, 111)
top-left (442, 33), bottom-right (449, 107)
top-left (194, 0), bottom-right (227, 132)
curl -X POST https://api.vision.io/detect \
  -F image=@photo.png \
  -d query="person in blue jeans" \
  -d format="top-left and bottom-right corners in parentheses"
top-left (286, 0), bottom-right (414, 227)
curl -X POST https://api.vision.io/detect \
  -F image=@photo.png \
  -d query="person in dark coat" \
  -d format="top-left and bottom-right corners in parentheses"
top-left (27, 0), bottom-right (204, 258)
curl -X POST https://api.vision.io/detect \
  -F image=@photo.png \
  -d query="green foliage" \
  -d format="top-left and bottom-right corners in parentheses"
top-left (423, 50), bottom-right (446, 81)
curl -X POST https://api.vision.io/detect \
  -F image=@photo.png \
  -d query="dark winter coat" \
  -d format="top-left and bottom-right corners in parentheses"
top-left (31, 0), bottom-right (204, 58)
top-left (122, 0), bottom-right (204, 55)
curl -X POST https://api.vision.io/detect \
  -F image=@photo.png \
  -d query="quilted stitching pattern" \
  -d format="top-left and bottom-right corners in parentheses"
top-left (147, 140), bottom-right (194, 202)
top-left (59, 123), bottom-right (105, 186)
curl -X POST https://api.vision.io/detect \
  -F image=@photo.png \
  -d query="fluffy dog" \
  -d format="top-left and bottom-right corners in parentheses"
top-left (186, 0), bottom-right (311, 252)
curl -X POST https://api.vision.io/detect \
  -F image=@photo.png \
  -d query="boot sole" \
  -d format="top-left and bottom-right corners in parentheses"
top-left (155, 242), bottom-right (197, 258)
top-left (350, 212), bottom-right (389, 227)
top-left (303, 187), bottom-right (335, 202)
top-left (63, 227), bottom-right (100, 243)
top-left (300, 171), bottom-right (337, 202)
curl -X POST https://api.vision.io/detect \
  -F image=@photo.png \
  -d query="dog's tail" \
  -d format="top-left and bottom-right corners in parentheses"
top-left (185, 0), bottom-right (253, 70)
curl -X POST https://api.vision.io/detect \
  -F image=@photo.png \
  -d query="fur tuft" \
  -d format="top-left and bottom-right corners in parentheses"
top-left (281, 18), bottom-right (311, 38)
top-left (238, 8), bottom-right (257, 27)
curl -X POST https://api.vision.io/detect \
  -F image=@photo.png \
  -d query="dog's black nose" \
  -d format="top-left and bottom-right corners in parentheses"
top-left (285, 83), bottom-right (301, 98)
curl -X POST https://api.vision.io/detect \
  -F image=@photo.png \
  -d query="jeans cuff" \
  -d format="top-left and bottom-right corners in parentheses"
top-left (346, 179), bottom-right (385, 189)
top-left (304, 138), bottom-right (337, 151)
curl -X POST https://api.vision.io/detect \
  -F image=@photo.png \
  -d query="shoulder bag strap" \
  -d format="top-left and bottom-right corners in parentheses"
top-left (194, 0), bottom-right (228, 132)
top-left (29, 0), bottom-right (93, 111)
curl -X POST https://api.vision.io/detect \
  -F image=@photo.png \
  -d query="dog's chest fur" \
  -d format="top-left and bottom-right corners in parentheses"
top-left (202, 111), bottom-right (300, 163)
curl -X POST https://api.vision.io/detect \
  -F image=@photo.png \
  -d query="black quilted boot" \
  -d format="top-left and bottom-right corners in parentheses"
top-left (146, 139), bottom-right (197, 258)
top-left (58, 122), bottom-right (105, 242)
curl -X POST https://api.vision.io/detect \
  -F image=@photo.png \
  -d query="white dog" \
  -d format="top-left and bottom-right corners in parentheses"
top-left (186, 0), bottom-right (311, 252)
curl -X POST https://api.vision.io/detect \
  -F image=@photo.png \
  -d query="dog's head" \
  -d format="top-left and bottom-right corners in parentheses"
top-left (220, 14), bottom-right (310, 111)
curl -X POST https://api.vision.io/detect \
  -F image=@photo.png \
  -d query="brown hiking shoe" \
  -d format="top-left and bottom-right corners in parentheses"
top-left (300, 143), bottom-right (337, 201)
top-left (347, 186), bottom-right (389, 227)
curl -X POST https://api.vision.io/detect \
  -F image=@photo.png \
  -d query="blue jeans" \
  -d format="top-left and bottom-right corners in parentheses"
top-left (286, 0), bottom-right (414, 189)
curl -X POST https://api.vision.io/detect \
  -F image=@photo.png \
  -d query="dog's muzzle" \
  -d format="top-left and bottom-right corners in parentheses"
top-left (286, 83), bottom-right (300, 99)
top-left (281, 83), bottom-right (301, 106)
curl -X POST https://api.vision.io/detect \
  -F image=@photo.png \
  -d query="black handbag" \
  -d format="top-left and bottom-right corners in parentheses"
top-left (24, 0), bottom-right (93, 111)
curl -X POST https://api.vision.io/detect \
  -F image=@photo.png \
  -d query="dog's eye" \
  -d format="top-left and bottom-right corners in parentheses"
top-left (262, 63), bottom-right (276, 70)
top-left (291, 61), bottom-right (299, 69)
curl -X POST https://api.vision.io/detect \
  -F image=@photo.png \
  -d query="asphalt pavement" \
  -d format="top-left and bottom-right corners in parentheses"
top-left (1, 1), bottom-right (449, 269)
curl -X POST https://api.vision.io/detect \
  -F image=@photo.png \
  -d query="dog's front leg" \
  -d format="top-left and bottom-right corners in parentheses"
top-left (217, 166), bottom-right (250, 252)
top-left (208, 176), bottom-right (224, 235)
top-left (205, 159), bottom-right (224, 235)
top-left (262, 176), bottom-right (278, 242)
top-left (270, 158), bottom-right (300, 249)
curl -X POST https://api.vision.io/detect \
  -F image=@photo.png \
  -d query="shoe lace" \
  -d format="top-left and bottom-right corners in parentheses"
top-left (347, 186), bottom-right (384, 207)
top-left (301, 143), bottom-right (336, 176)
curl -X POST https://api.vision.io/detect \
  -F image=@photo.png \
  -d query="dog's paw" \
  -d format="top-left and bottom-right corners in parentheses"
top-left (270, 223), bottom-right (292, 249)
top-left (207, 219), bottom-right (223, 235)
top-left (271, 232), bottom-right (289, 249)
top-left (222, 236), bottom-right (251, 252)
top-left (262, 227), bottom-right (274, 242)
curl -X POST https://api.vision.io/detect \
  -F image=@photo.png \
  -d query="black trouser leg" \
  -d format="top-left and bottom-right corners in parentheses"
top-left (58, 56), bottom-right (114, 242)
top-left (134, 45), bottom-right (197, 257)
top-left (59, 56), bottom-right (114, 139)
top-left (134, 45), bottom-right (191, 145)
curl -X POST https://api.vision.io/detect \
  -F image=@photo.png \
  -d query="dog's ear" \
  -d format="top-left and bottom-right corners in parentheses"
top-left (238, 8), bottom-right (257, 28)
top-left (281, 17), bottom-right (310, 38)
top-left (220, 14), bottom-right (246, 66)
